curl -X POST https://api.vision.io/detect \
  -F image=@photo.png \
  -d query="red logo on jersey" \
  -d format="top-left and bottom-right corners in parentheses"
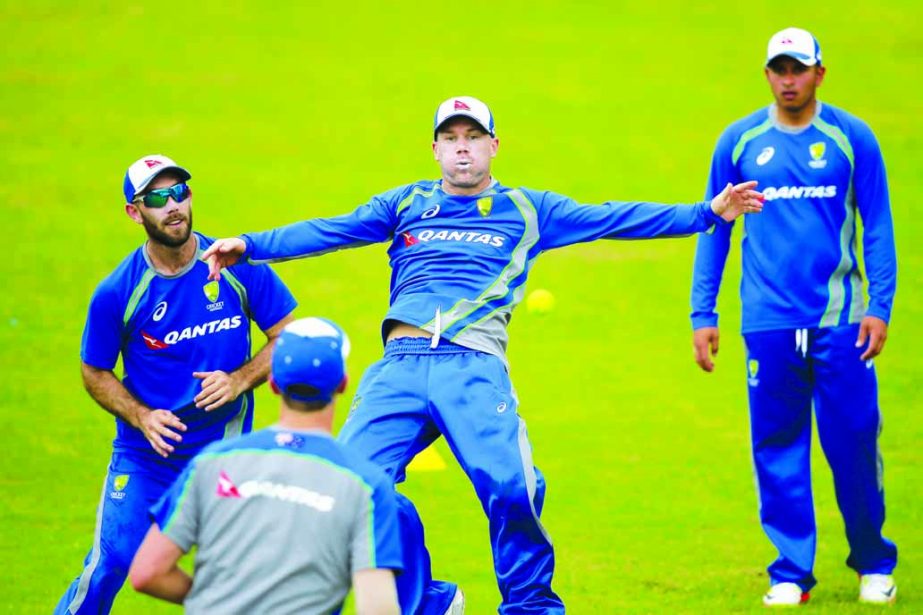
top-left (144, 159), bottom-right (163, 168)
top-left (141, 331), bottom-right (168, 350)
top-left (216, 471), bottom-right (241, 498)
top-left (401, 231), bottom-right (418, 247)
top-left (454, 99), bottom-right (471, 111)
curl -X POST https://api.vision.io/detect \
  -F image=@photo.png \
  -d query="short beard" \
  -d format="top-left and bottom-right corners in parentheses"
top-left (142, 210), bottom-right (193, 248)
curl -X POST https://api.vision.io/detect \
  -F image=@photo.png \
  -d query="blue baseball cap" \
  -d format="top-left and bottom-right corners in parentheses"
top-left (271, 317), bottom-right (350, 404)
top-left (766, 27), bottom-right (822, 67)
top-left (123, 154), bottom-right (191, 203)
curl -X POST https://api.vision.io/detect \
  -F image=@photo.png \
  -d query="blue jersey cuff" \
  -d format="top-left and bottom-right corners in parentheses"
top-left (691, 312), bottom-right (719, 330)
top-left (702, 202), bottom-right (728, 227)
top-left (240, 234), bottom-right (254, 261)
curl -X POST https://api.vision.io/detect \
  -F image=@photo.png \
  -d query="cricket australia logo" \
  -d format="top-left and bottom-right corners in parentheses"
top-left (477, 196), bottom-right (493, 217)
top-left (110, 474), bottom-right (130, 500)
top-left (808, 141), bottom-right (827, 169)
top-left (747, 359), bottom-right (760, 387)
top-left (756, 146), bottom-right (775, 166)
top-left (203, 280), bottom-right (224, 312)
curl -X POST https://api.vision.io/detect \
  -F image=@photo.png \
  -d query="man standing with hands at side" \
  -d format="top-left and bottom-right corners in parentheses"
top-left (690, 28), bottom-right (898, 606)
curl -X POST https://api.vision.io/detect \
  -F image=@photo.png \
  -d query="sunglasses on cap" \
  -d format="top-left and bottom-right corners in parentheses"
top-left (133, 183), bottom-right (191, 208)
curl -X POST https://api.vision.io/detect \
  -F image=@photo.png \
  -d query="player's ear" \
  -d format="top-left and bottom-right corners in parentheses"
top-left (125, 203), bottom-right (143, 225)
top-left (490, 137), bottom-right (499, 158)
top-left (815, 65), bottom-right (826, 86)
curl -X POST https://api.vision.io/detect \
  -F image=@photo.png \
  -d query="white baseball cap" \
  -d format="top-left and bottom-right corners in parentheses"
top-left (123, 154), bottom-right (191, 202)
top-left (433, 96), bottom-right (495, 138)
top-left (766, 27), bottom-right (822, 67)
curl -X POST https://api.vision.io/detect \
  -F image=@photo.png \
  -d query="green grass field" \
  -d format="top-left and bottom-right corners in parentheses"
top-left (2, 1), bottom-right (920, 612)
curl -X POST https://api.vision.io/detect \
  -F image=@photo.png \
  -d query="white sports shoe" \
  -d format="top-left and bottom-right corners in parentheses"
top-left (859, 574), bottom-right (897, 604)
top-left (444, 587), bottom-right (465, 614)
top-left (763, 582), bottom-right (808, 607)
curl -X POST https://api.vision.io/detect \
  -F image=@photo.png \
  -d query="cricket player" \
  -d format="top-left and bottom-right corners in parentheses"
top-left (202, 96), bottom-right (764, 613)
top-left (690, 28), bottom-right (898, 606)
top-left (130, 317), bottom-right (402, 614)
top-left (54, 155), bottom-right (297, 614)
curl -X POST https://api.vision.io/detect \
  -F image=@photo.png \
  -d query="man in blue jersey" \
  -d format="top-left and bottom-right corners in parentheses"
top-left (690, 28), bottom-right (898, 606)
top-left (54, 154), bottom-right (297, 614)
top-left (129, 317), bottom-right (402, 614)
top-left (202, 97), bottom-right (764, 614)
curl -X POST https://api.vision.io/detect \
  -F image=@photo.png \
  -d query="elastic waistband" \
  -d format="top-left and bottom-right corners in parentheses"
top-left (384, 336), bottom-right (472, 356)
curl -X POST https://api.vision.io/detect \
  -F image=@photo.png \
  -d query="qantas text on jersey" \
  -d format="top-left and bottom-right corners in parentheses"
top-left (162, 316), bottom-right (244, 345)
top-left (415, 229), bottom-right (506, 247)
top-left (761, 185), bottom-right (837, 201)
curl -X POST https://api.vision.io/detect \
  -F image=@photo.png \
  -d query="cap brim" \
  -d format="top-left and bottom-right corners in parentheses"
top-left (434, 112), bottom-right (494, 137)
top-left (766, 52), bottom-right (818, 67)
top-left (135, 166), bottom-right (192, 196)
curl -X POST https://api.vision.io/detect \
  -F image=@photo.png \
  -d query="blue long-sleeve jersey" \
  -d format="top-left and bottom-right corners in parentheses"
top-left (244, 181), bottom-right (724, 361)
top-left (691, 103), bottom-right (896, 333)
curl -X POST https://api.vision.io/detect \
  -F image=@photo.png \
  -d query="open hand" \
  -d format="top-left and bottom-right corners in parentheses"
top-left (710, 181), bottom-right (764, 221)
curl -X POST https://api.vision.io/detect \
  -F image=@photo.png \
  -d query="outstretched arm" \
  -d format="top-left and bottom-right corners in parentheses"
top-left (534, 181), bottom-right (762, 251)
top-left (202, 194), bottom-right (401, 280)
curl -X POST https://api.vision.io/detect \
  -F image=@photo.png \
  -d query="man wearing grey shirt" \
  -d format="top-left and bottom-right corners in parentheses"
top-left (129, 317), bottom-right (402, 614)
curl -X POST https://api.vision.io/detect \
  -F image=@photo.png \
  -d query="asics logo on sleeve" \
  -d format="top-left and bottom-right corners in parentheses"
top-left (416, 229), bottom-right (506, 247)
top-left (762, 185), bottom-right (837, 201)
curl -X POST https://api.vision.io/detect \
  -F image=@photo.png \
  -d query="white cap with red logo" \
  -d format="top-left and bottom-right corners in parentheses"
top-left (433, 96), bottom-right (495, 138)
top-left (766, 27), bottom-right (822, 67)
top-left (123, 154), bottom-right (192, 202)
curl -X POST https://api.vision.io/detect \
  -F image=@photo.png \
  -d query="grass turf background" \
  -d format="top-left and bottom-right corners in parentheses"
top-left (1, 1), bottom-right (920, 612)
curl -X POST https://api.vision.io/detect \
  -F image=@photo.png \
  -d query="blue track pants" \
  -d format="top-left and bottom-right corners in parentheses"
top-left (54, 452), bottom-right (177, 614)
top-left (743, 325), bottom-right (897, 591)
top-left (338, 337), bottom-right (563, 614)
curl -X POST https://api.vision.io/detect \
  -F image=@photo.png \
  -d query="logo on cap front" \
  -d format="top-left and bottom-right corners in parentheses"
top-left (454, 99), bottom-right (471, 111)
top-left (144, 159), bottom-right (163, 169)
